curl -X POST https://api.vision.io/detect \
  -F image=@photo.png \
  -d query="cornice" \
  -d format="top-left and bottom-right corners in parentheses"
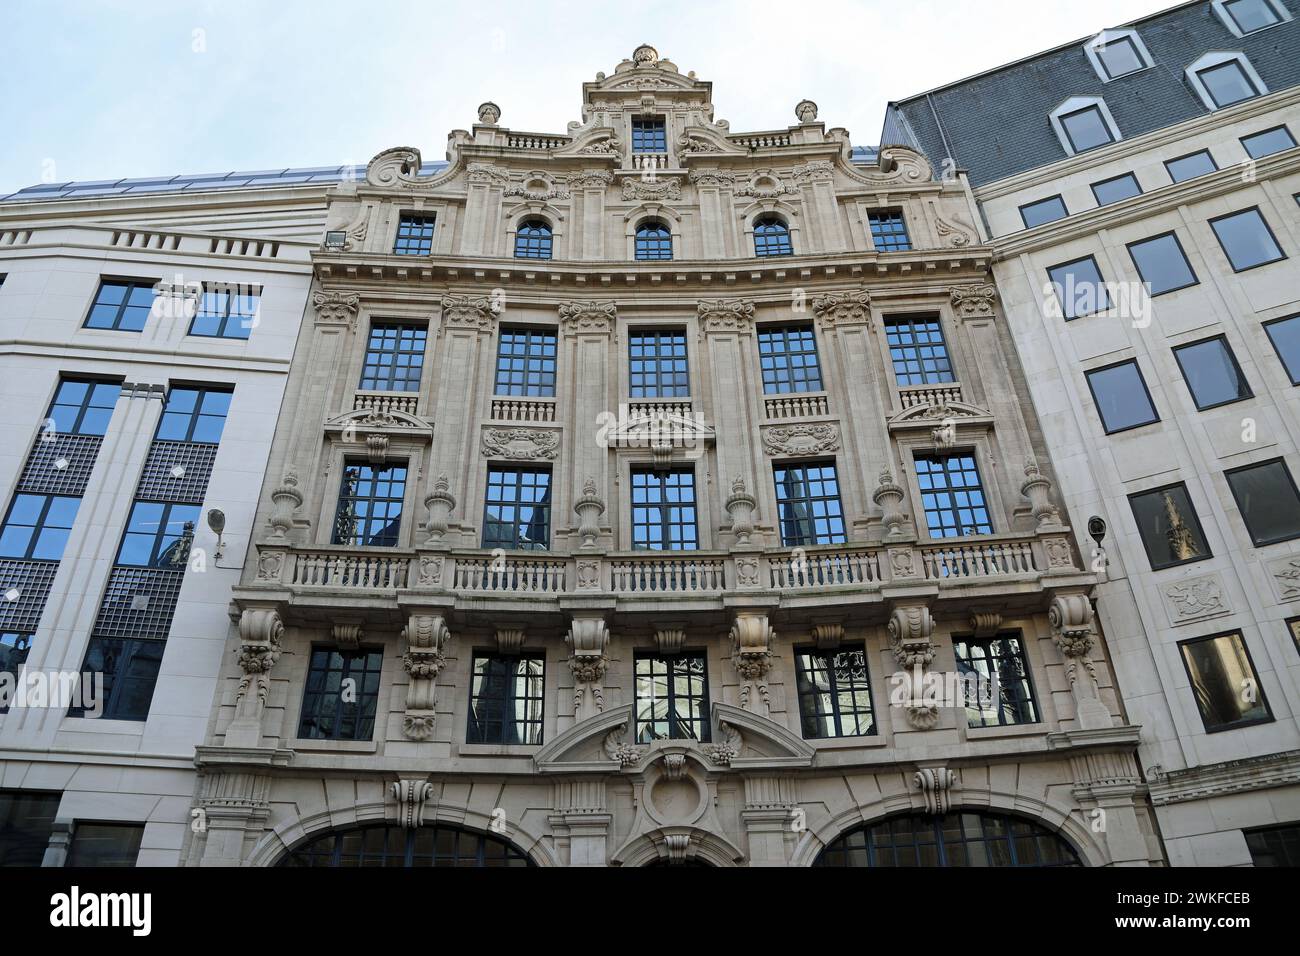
top-left (992, 149), bottom-right (1300, 260)
top-left (974, 84), bottom-right (1300, 202)
top-left (0, 182), bottom-right (335, 224)
top-left (1147, 749), bottom-right (1300, 806)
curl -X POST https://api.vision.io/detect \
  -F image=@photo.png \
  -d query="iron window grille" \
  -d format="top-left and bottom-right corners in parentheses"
top-left (758, 324), bottom-right (823, 393)
top-left (953, 634), bottom-right (1039, 728)
top-left (297, 645), bottom-right (385, 741)
top-left (634, 653), bottom-right (710, 742)
top-left (467, 653), bottom-right (545, 745)
top-left (774, 462), bottom-right (846, 546)
top-left (360, 323), bottom-right (427, 392)
top-left (332, 462), bottom-right (407, 548)
top-left (482, 467), bottom-right (552, 551)
top-left (915, 454), bottom-right (993, 538)
top-left (794, 648), bottom-right (877, 738)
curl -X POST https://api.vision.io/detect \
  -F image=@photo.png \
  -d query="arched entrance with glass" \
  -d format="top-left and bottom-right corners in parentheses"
top-left (815, 811), bottom-right (1081, 867)
top-left (276, 822), bottom-right (533, 867)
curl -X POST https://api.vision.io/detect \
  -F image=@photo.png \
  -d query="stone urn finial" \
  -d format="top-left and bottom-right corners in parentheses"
top-left (632, 43), bottom-right (659, 65)
top-left (1021, 456), bottom-right (1062, 530)
top-left (725, 476), bottom-right (757, 545)
top-left (574, 476), bottom-right (606, 548)
top-left (795, 99), bottom-right (819, 123)
top-left (423, 474), bottom-right (456, 544)
top-left (873, 467), bottom-right (908, 541)
top-left (268, 470), bottom-right (302, 540)
top-left (477, 101), bottom-right (501, 125)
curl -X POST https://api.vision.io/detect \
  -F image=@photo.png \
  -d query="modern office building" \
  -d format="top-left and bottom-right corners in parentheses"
top-left (0, 167), bottom-right (347, 864)
top-left (180, 44), bottom-right (1162, 868)
top-left (885, 0), bottom-right (1300, 865)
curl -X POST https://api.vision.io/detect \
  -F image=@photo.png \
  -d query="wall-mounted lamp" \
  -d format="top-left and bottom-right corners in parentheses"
top-left (207, 508), bottom-right (227, 562)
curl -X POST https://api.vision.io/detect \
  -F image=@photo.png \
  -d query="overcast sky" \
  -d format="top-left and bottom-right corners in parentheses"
top-left (0, 0), bottom-right (1180, 193)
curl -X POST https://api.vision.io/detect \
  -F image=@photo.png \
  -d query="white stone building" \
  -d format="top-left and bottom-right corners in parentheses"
top-left (0, 168), bottom-right (344, 864)
top-left (886, 0), bottom-right (1300, 865)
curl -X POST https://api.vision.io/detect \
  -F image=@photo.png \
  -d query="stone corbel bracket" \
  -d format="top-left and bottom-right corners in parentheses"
top-left (888, 603), bottom-right (939, 730)
top-left (400, 613), bottom-right (451, 740)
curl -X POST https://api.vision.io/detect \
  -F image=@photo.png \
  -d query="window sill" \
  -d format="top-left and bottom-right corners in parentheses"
top-left (964, 721), bottom-right (1046, 741)
top-left (291, 737), bottom-right (378, 753)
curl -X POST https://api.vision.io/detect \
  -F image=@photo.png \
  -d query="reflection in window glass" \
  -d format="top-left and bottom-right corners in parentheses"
top-left (0, 494), bottom-right (80, 561)
top-left (1198, 61), bottom-right (1260, 107)
top-left (1211, 208), bottom-right (1285, 271)
top-left (1092, 173), bottom-right (1142, 206)
top-left (0, 791), bottom-right (60, 866)
top-left (815, 811), bottom-right (1081, 867)
top-left (156, 387), bottom-right (231, 444)
top-left (331, 463), bottom-right (406, 548)
top-left (1128, 233), bottom-right (1198, 295)
top-left (482, 467), bottom-right (551, 550)
top-left (117, 500), bottom-right (200, 567)
top-left (1245, 823), bottom-right (1300, 867)
top-left (467, 654), bottom-right (544, 745)
top-left (634, 654), bottom-right (709, 742)
top-left (1264, 314), bottom-right (1300, 385)
top-left (1128, 484), bottom-right (1211, 569)
top-left (48, 379), bottom-right (120, 436)
top-left (1224, 459), bottom-right (1300, 545)
top-left (1048, 257), bottom-right (1109, 320)
top-left (794, 649), bottom-right (876, 738)
top-left (1180, 632), bottom-right (1271, 731)
top-left (631, 468), bottom-right (697, 551)
top-left (758, 325), bottom-right (822, 393)
top-left (1225, 0), bottom-right (1282, 33)
top-left (1173, 336), bottom-right (1252, 410)
top-left (1165, 150), bottom-right (1217, 183)
top-left (1241, 126), bottom-right (1296, 159)
top-left (916, 454), bottom-right (993, 538)
top-left (1020, 196), bottom-right (1067, 229)
top-left (298, 646), bottom-right (384, 741)
top-left (67, 823), bottom-right (144, 867)
top-left (774, 463), bottom-right (846, 546)
top-left (1086, 361), bottom-right (1159, 433)
top-left (1060, 106), bottom-right (1115, 152)
top-left (953, 635), bottom-right (1039, 728)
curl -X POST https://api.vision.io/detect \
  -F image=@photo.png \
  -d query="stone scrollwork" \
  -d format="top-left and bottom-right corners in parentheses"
top-left (734, 169), bottom-right (795, 199)
top-left (1049, 593), bottom-right (1113, 730)
top-left (235, 608), bottom-right (283, 707)
top-left (622, 178), bottom-right (681, 202)
top-left (312, 290), bottom-right (361, 329)
top-left (888, 604), bottom-right (938, 730)
top-left (762, 423), bottom-right (840, 457)
top-left (567, 616), bottom-right (610, 721)
top-left (604, 721), bottom-right (646, 767)
top-left (950, 284), bottom-right (998, 320)
top-left (841, 146), bottom-right (934, 186)
top-left (698, 298), bottom-right (754, 332)
top-left (810, 290), bottom-right (871, 330)
top-left (466, 162), bottom-right (511, 186)
top-left (571, 170), bottom-right (614, 190)
top-left (440, 293), bottom-right (500, 331)
top-left (480, 427), bottom-right (560, 461)
top-left (400, 614), bottom-right (451, 740)
top-left (366, 146), bottom-right (424, 188)
top-left (391, 778), bottom-right (434, 829)
top-left (558, 300), bottom-right (616, 333)
top-left (704, 720), bottom-right (743, 767)
top-left (730, 613), bottom-right (774, 715)
top-left (913, 767), bottom-right (958, 815)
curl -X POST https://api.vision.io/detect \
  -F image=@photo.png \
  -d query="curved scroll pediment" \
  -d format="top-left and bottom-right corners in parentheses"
top-left (324, 408), bottom-right (431, 431)
top-left (710, 702), bottom-right (814, 768)
top-left (365, 146), bottom-right (461, 190)
top-left (838, 145), bottom-right (934, 187)
top-left (887, 399), bottom-right (993, 431)
top-left (534, 704), bottom-right (632, 772)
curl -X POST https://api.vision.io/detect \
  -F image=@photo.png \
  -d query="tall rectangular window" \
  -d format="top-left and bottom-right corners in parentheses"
top-left (1224, 459), bottom-right (1300, 546)
top-left (66, 823), bottom-right (144, 867)
top-left (157, 386), bottom-right (231, 444)
top-left (46, 378), bottom-right (120, 436)
top-left (774, 462), bottom-right (846, 546)
top-left (1047, 256), bottom-right (1109, 320)
top-left (1241, 126), bottom-right (1296, 158)
top-left (116, 501), bottom-right (201, 567)
top-left (1059, 106), bottom-right (1115, 152)
top-left (631, 468), bottom-right (698, 550)
top-left (868, 210), bottom-right (911, 251)
top-left (1264, 314), bottom-right (1300, 385)
top-left (467, 653), bottom-right (544, 745)
top-left (83, 278), bottom-right (156, 332)
top-left (1244, 824), bottom-right (1300, 867)
top-left (954, 634), bottom-right (1039, 728)
top-left (332, 462), bottom-right (407, 548)
top-left (189, 285), bottom-right (259, 339)
top-left (634, 653), bottom-right (709, 742)
top-left (1165, 149), bottom-right (1218, 183)
top-left (0, 790), bottom-right (60, 866)
top-left (494, 328), bottom-right (557, 397)
top-left (1091, 173), bottom-right (1142, 206)
top-left (1210, 208), bottom-right (1286, 272)
top-left (757, 324), bottom-right (822, 393)
top-left (1128, 484), bottom-right (1212, 570)
top-left (482, 467), bottom-right (551, 550)
top-left (1197, 61), bottom-right (1261, 108)
top-left (1019, 196), bottom-right (1067, 229)
top-left (0, 494), bottom-right (80, 561)
top-left (1127, 232), bottom-right (1198, 295)
top-left (1179, 632), bottom-right (1272, 732)
top-left (74, 637), bottom-right (164, 721)
top-left (1173, 335), bottom-right (1252, 410)
top-left (794, 648), bottom-right (876, 739)
top-left (0, 633), bottom-right (34, 714)
top-left (631, 118), bottom-right (667, 153)
top-left (1085, 360), bottom-right (1159, 434)
top-left (916, 454), bottom-right (992, 538)
top-left (359, 323), bottom-right (427, 392)
top-left (885, 315), bottom-right (954, 386)
top-left (393, 214), bottom-right (435, 255)
top-left (629, 330), bottom-right (689, 398)
top-left (297, 646), bottom-right (384, 741)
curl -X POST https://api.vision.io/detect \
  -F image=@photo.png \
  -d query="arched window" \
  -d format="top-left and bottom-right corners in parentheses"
top-left (635, 220), bottom-right (673, 261)
top-left (815, 811), bottom-right (1081, 867)
top-left (753, 216), bottom-right (793, 257)
top-left (514, 219), bottom-right (553, 259)
top-left (277, 822), bottom-right (533, 867)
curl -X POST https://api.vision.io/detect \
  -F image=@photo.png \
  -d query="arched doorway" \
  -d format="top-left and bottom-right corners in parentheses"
top-left (276, 822), bottom-right (533, 867)
top-left (815, 811), bottom-right (1081, 867)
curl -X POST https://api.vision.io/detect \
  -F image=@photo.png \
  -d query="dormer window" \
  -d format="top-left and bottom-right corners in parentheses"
top-left (1187, 53), bottom-right (1267, 110)
top-left (1213, 0), bottom-right (1291, 36)
top-left (1050, 97), bottom-right (1122, 156)
top-left (1084, 29), bottom-right (1153, 81)
top-left (632, 118), bottom-right (667, 154)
